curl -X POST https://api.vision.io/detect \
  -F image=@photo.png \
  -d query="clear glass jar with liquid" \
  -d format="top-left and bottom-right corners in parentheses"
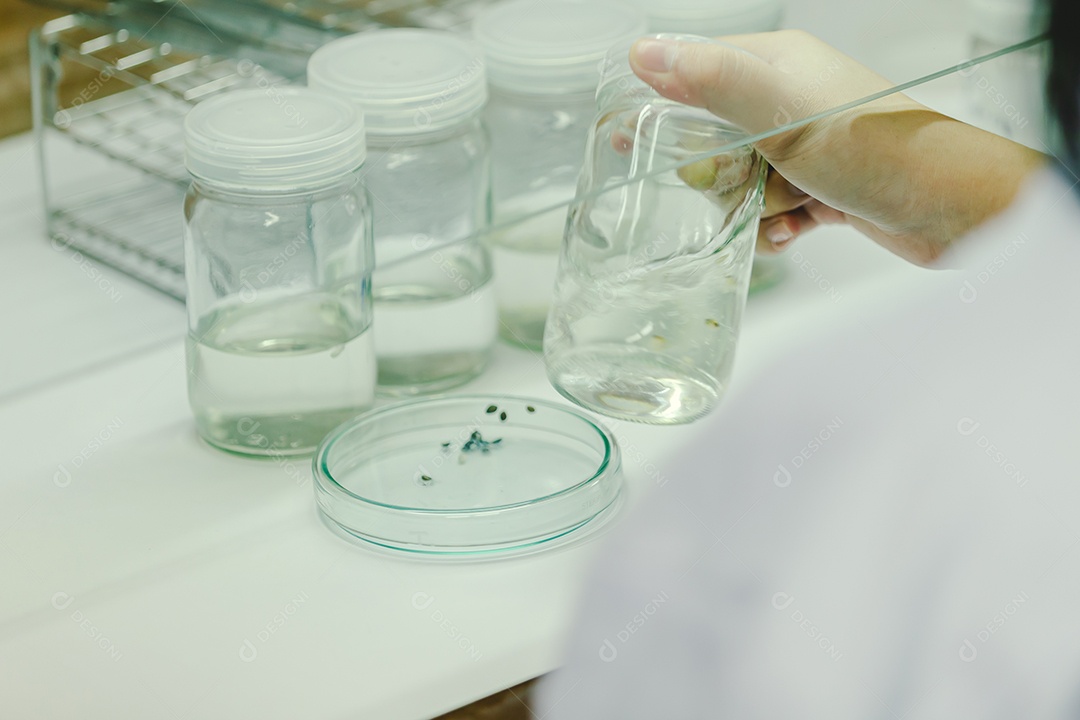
top-left (474, 0), bottom-right (646, 350)
top-left (544, 36), bottom-right (766, 425)
top-left (308, 29), bottom-right (496, 395)
top-left (183, 88), bottom-right (375, 456)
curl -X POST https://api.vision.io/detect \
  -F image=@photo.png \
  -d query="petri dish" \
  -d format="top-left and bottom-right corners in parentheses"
top-left (312, 395), bottom-right (622, 557)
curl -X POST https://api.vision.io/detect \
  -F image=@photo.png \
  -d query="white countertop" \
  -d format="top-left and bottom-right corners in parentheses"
top-left (1, 10), bottom-right (980, 716)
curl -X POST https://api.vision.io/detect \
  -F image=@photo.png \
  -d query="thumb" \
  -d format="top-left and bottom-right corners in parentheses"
top-left (628, 37), bottom-right (789, 135)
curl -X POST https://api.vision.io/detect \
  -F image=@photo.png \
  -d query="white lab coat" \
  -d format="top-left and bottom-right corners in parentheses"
top-left (538, 166), bottom-right (1080, 719)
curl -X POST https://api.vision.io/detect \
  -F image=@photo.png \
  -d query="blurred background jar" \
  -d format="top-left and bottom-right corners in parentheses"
top-left (308, 29), bottom-right (496, 396)
top-left (627, 0), bottom-right (784, 35)
top-left (183, 88), bottom-right (375, 456)
top-left (963, 0), bottom-right (1051, 152)
top-left (544, 36), bottom-right (766, 425)
top-left (474, 0), bottom-right (646, 351)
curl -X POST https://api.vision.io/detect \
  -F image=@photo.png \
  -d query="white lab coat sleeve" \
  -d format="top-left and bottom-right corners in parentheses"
top-left (536, 167), bottom-right (1080, 720)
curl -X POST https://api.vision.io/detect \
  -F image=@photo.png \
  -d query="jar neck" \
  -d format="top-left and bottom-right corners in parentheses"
top-left (597, 87), bottom-right (749, 161)
top-left (596, 78), bottom-right (663, 114)
top-left (189, 172), bottom-right (362, 200)
top-left (365, 115), bottom-right (484, 148)
top-left (488, 84), bottom-right (596, 107)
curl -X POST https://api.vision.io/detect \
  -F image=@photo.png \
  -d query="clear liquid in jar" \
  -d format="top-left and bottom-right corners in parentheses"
top-left (186, 288), bottom-right (375, 456)
top-left (373, 236), bottom-right (497, 395)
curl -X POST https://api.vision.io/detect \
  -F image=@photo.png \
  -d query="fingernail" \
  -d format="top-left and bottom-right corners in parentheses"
top-left (632, 39), bottom-right (678, 73)
top-left (765, 219), bottom-right (794, 249)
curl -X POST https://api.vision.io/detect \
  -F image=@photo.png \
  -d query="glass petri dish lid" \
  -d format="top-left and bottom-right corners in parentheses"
top-left (313, 395), bottom-right (622, 556)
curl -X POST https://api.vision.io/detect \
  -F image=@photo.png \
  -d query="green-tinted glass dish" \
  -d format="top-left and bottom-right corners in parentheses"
top-left (313, 395), bottom-right (622, 556)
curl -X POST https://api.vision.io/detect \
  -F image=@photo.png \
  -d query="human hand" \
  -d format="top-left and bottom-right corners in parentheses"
top-left (629, 32), bottom-right (1046, 266)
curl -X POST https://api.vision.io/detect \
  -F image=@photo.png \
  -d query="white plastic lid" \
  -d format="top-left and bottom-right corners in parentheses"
top-left (307, 29), bottom-right (487, 136)
top-left (628, 0), bottom-right (783, 36)
top-left (473, 0), bottom-right (648, 95)
top-left (966, 0), bottom-right (1046, 46)
top-left (184, 88), bottom-right (366, 191)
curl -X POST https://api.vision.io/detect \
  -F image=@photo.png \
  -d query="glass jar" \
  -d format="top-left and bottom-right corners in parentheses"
top-left (183, 88), bottom-right (375, 456)
top-left (474, 0), bottom-right (646, 350)
top-left (308, 29), bottom-right (496, 396)
top-left (544, 36), bottom-right (766, 425)
top-left (627, 0), bottom-right (783, 35)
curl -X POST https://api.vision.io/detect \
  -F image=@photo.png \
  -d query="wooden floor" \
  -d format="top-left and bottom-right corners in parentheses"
top-left (434, 680), bottom-right (537, 720)
top-left (0, 0), bottom-right (62, 138)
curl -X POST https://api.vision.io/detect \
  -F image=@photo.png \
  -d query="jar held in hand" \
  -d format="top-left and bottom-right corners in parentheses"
top-left (543, 36), bottom-right (766, 425)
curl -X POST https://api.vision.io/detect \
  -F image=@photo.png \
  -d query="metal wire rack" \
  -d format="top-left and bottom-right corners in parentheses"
top-left (32, 11), bottom-right (298, 299)
top-left (31, 0), bottom-right (489, 34)
top-left (229, 0), bottom-right (490, 32)
top-left (50, 180), bottom-right (189, 298)
top-left (30, 0), bottom-right (493, 301)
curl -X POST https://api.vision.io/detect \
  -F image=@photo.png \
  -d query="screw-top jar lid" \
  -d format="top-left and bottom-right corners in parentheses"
top-left (473, 0), bottom-right (647, 95)
top-left (184, 87), bottom-right (366, 191)
top-left (307, 29), bottom-right (487, 137)
top-left (627, 0), bottom-right (783, 36)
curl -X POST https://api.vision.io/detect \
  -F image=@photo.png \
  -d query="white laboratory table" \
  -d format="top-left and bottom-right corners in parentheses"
top-left (1, 34), bottom-right (972, 717)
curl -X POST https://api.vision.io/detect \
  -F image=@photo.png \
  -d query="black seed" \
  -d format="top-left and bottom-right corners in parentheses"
top-left (526, 406), bottom-right (536, 413)
top-left (420, 474), bottom-right (432, 482)
top-left (441, 442), bottom-right (451, 448)
top-left (499, 411), bottom-right (507, 421)
top-left (486, 405), bottom-right (498, 414)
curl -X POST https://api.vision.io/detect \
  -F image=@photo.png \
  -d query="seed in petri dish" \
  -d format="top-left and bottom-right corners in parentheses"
top-left (526, 406), bottom-right (536, 413)
top-left (486, 405), bottom-right (498, 414)
top-left (419, 474), bottom-right (433, 484)
top-left (499, 411), bottom-right (507, 422)
top-left (706, 318), bottom-right (720, 328)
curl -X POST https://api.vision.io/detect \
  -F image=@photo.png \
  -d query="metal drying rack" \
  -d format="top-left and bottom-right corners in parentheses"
top-left (29, 0), bottom-right (490, 300)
